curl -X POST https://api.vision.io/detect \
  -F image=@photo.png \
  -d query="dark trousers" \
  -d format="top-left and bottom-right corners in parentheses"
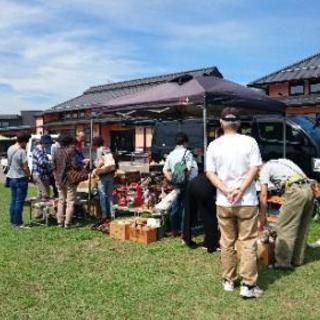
top-left (183, 174), bottom-right (219, 249)
top-left (170, 188), bottom-right (186, 232)
top-left (9, 177), bottom-right (28, 226)
top-left (50, 175), bottom-right (58, 198)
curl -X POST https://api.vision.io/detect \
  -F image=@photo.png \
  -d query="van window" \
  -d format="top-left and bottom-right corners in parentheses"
top-left (240, 122), bottom-right (258, 139)
top-left (258, 122), bottom-right (305, 144)
top-left (258, 122), bottom-right (282, 140)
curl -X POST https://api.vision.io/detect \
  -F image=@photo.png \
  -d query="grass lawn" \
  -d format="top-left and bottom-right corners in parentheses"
top-left (0, 184), bottom-right (320, 320)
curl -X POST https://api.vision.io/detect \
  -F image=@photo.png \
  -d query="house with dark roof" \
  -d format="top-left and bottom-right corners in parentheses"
top-left (42, 66), bottom-right (222, 152)
top-left (248, 52), bottom-right (320, 114)
top-left (0, 110), bottom-right (42, 137)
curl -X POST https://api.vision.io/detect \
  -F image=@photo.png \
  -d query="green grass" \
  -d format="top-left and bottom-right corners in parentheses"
top-left (0, 184), bottom-right (320, 320)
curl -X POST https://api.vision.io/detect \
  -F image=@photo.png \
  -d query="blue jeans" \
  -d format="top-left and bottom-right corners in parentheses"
top-left (9, 177), bottom-right (28, 226)
top-left (98, 174), bottom-right (113, 219)
top-left (170, 188), bottom-right (186, 232)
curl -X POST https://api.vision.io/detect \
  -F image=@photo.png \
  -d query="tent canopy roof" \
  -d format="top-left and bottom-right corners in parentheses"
top-left (98, 75), bottom-right (286, 117)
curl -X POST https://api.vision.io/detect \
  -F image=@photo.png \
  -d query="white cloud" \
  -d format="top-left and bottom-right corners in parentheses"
top-left (0, 0), bottom-right (48, 31)
top-left (0, 0), bottom-right (319, 113)
top-left (0, 1), bottom-right (166, 112)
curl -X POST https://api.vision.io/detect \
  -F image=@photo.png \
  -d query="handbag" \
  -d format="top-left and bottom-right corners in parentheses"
top-left (66, 167), bottom-right (88, 186)
top-left (65, 149), bottom-right (89, 186)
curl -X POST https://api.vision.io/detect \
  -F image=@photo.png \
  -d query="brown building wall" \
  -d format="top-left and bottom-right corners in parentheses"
top-left (268, 82), bottom-right (289, 96)
top-left (135, 126), bottom-right (153, 151)
top-left (35, 116), bottom-right (44, 135)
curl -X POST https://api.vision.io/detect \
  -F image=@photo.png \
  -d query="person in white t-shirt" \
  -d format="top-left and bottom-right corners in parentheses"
top-left (206, 107), bottom-right (263, 299)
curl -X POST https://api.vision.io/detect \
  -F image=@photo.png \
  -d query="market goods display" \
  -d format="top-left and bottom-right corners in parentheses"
top-left (112, 168), bottom-right (173, 213)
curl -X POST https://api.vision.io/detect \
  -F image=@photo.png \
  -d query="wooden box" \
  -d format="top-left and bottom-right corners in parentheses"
top-left (257, 241), bottom-right (275, 266)
top-left (236, 240), bottom-right (275, 266)
top-left (129, 225), bottom-right (157, 244)
top-left (109, 221), bottom-right (131, 240)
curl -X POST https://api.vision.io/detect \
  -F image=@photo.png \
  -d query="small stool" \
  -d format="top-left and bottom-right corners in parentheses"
top-left (24, 197), bottom-right (38, 223)
top-left (33, 201), bottom-right (54, 226)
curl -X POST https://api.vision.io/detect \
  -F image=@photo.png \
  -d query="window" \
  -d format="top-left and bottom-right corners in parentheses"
top-left (240, 122), bottom-right (258, 139)
top-left (79, 111), bottom-right (85, 118)
top-left (258, 123), bottom-right (283, 140)
top-left (111, 129), bottom-right (135, 152)
top-left (0, 121), bottom-right (9, 127)
top-left (310, 80), bottom-right (320, 94)
top-left (258, 122), bottom-right (305, 144)
top-left (289, 82), bottom-right (304, 96)
top-left (84, 127), bottom-right (91, 144)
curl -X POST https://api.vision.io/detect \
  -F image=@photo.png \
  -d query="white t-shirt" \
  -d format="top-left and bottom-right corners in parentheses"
top-left (206, 134), bottom-right (262, 207)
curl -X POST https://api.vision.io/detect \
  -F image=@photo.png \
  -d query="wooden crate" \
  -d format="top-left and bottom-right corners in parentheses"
top-left (109, 221), bottom-right (131, 240)
top-left (267, 215), bottom-right (278, 225)
top-left (236, 240), bottom-right (275, 266)
top-left (129, 225), bottom-right (157, 244)
top-left (257, 241), bottom-right (275, 266)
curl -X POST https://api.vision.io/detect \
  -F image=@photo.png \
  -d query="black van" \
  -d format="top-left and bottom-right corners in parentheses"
top-left (151, 115), bottom-right (320, 178)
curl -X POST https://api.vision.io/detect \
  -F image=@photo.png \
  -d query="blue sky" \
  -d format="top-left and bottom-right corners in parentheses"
top-left (0, 0), bottom-right (319, 113)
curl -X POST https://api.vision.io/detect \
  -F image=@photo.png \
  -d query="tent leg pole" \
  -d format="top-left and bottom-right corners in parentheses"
top-left (203, 106), bottom-right (207, 171)
top-left (88, 117), bottom-right (94, 215)
top-left (283, 113), bottom-right (287, 158)
top-left (90, 117), bottom-right (93, 171)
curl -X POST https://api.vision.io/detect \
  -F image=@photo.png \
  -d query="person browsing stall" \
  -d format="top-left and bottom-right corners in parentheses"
top-left (259, 159), bottom-right (314, 269)
top-left (206, 107), bottom-right (263, 299)
top-left (163, 132), bottom-right (194, 237)
top-left (32, 135), bottom-right (53, 198)
top-left (52, 135), bottom-right (80, 229)
top-left (92, 136), bottom-right (116, 225)
top-left (6, 133), bottom-right (31, 229)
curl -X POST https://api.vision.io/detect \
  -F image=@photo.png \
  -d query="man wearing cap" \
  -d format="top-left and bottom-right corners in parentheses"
top-left (32, 135), bottom-right (53, 217)
top-left (206, 107), bottom-right (263, 299)
top-left (259, 159), bottom-right (314, 268)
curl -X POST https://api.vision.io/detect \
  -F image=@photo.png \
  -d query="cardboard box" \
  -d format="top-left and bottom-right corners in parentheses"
top-left (129, 225), bottom-right (157, 244)
top-left (267, 215), bottom-right (278, 225)
top-left (257, 240), bottom-right (275, 266)
top-left (109, 221), bottom-right (131, 240)
top-left (236, 240), bottom-right (275, 266)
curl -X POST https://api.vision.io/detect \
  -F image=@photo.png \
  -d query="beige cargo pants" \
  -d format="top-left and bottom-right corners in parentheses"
top-left (275, 183), bottom-right (314, 267)
top-left (57, 184), bottom-right (77, 225)
top-left (217, 206), bottom-right (258, 285)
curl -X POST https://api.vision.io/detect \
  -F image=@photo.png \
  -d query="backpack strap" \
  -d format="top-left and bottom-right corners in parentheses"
top-left (181, 149), bottom-right (188, 163)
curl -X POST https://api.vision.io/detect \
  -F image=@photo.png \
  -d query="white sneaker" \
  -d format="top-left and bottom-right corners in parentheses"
top-left (223, 279), bottom-right (235, 292)
top-left (308, 239), bottom-right (320, 248)
top-left (15, 225), bottom-right (31, 230)
top-left (240, 284), bottom-right (263, 299)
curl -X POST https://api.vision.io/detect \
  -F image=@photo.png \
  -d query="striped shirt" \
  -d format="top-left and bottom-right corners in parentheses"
top-left (32, 145), bottom-right (51, 178)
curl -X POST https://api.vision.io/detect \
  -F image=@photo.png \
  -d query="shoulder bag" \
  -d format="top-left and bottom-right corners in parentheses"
top-left (65, 150), bottom-right (88, 186)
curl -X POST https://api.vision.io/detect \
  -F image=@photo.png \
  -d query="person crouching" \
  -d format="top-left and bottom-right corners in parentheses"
top-left (259, 159), bottom-right (314, 269)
